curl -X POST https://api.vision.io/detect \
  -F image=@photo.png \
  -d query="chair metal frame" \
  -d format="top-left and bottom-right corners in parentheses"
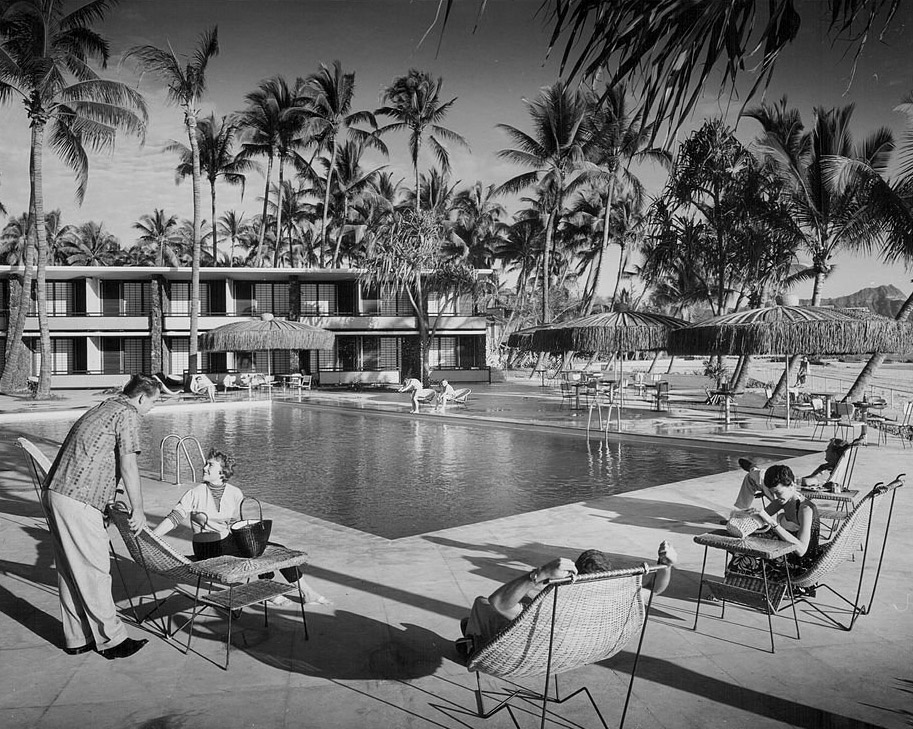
top-left (694, 475), bottom-right (905, 651)
top-left (440, 564), bottom-right (667, 729)
top-left (107, 504), bottom-right (309, 669)
top-left (16, 437), bottom-right (53, 531)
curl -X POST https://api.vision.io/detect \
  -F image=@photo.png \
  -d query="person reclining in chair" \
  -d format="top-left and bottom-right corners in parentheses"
top-left (456, 541), bottom-right (677, 661)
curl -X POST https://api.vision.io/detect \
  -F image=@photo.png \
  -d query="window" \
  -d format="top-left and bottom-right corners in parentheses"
top-left (234, 281), bottom-right (289, 316)
top-left (101, 338), bottom-right (151, 375)
top-left (98, 281), bottom-right (151, 315)
top-left (169, 282), bottom-right (190, 315)
top-left (430, 336), bottom-right (456, 368)
top-left (362, 337), bottom-right (400, 371)
top-left (168, 337), bottom-right (188, 375)
top-left (301, 283), bottom-right (336, 315)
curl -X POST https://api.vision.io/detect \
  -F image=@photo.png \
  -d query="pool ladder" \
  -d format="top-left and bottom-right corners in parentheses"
top-left (160, 434), bottom-right (205, 484)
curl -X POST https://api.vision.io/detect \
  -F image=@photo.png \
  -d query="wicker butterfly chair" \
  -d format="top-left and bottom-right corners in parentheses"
top-left (108, 503), bottom-right (309, 669)
top-left (457, 564), bottom-right (667, 729)
top-left (697, 474), bottom-right (904, 648)
top-left (16, 437), bottom-right (53, 531)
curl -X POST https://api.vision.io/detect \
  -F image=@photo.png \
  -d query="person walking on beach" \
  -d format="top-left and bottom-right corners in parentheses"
top-left (41, 374), bottom-right (161, 659)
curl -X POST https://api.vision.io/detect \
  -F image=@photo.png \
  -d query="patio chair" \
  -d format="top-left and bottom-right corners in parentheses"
top-left (451, 564), bottom-right (668, 729)
top-left (833, 402), bottom-right (864, 442)
top-left (297, 374), bottom-right (313, 392)
top-left (805, 442), bottom-right (860, 539)
top-left (695, 475), bottom-right (904, 647)
top-left (810, 399), bottom-right (839, 440)
top-left (449, 387), bottom-right (472, 406)
top-left (107, 503), bottom-right (309, 669)
top-left (16, 437), bottom-right (53, 530)
top-left (876, 401), bottom-right (913, 448)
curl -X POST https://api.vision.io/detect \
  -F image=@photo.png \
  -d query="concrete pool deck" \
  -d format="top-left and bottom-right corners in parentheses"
top-left (1, 375), bottom-right (911, 728)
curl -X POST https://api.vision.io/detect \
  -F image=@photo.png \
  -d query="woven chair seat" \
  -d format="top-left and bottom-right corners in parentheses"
top-left (705, 575), bottom-right (787, 613)
top-left (468, 567), bottom-right (647, 680)
top-left (199, 579), bottom-right (297, 610)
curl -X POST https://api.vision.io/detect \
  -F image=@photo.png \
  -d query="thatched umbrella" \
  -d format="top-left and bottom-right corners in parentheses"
top-left (529, 311), bottom-right (689, 429)
top-left (668, 305), bottom-right (912, 427)
top-left (199, 313), bottom-right (335, 375)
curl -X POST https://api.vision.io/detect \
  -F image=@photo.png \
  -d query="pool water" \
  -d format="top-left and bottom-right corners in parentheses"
top-left (8, 403), bottom-right (773, 539)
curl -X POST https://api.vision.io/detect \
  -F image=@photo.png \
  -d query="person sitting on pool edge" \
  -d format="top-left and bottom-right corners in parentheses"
top-left (152, 448), bottom-right (330, 606)
top-left (455, 541), bottom-right (677, 661)
top-left (435, 379), bottom-right (456, 412)
top-left (398, 377), bottom-right (437, 413)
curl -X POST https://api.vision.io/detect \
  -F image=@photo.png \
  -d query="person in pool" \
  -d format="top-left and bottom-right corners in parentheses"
top-left (152, 448), bottom-right (330, 605)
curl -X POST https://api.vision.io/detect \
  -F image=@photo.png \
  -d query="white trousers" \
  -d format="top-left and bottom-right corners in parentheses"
top-left (43, 490), bottom-right (126, 650)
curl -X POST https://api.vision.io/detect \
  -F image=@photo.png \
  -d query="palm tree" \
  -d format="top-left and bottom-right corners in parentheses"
top-left (238, 76), bottom-right (310, 267)
top-left (0, 213), bottom-right (33, 265)
top-left (321, 140), bottom-right (385, 267)
top-left (133, 209), bottom-right (182, 266)
top-left (0, 0), bottom-right (147, 395)
top-left (217, 210), bottom-right (251, 266)
top-left (301, 60), bottom-right (384, 266)
top-left (745, 99), bottom-right (894, 400)
top-left (824, 93), bottom-right (913, 400)
top-left (378, 69), bottom-right (468, 215)
top-left (582, 84), bottom-right (670, 314)
top-left (497, 80), bottom-right (590, 324)
top-left (58, 221), bottom-right (120, 265)
top-left (125, 26), bottom-right (219, 374)
top-left (450, 182), bottom-right (507, 268)
top-left (263, 179), bottom-right (318, 266)
top-left (166, 113), bottom-right (258, 262)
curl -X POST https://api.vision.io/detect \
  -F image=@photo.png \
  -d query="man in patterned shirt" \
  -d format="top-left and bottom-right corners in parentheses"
top-left (42, 374), bottom-right (161, 659)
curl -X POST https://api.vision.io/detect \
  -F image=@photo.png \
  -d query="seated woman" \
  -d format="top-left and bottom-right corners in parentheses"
top-left (189, 373), bottom-right (216, 402)
top-left (435, 379), bottom-right (456, 412)
top-left (152, 449), bottom-right (330, 605)
top-left (730, 464), bottom-right (821, 586)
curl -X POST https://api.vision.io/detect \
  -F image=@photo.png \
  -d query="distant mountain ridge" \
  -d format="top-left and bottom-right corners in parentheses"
top-left (800, 285), bottom-right (908, 318)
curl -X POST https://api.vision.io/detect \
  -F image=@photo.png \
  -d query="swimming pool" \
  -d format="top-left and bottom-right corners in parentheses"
top-left (6, 403), bottom-right (783, 539)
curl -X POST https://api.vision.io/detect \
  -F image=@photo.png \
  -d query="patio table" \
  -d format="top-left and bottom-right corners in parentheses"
top-left (693, 529), bottom-right (798, 653)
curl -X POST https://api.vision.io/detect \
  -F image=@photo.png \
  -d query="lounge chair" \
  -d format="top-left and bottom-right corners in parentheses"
top-left (441, 564), bottom-right (667, 729)
top-left (16, 437), bottom-right (53, 531)
top-left (107, 503), bottom-right (309, 670)
top-left (694, 475), bottom-right (905, 651)
top-left (441, 387), bottom-right (471, 407)
top-left (804, 441), bottom-right (861, 539)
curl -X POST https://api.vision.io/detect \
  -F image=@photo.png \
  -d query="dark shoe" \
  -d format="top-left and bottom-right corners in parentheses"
top-left (99, 637), bottom-right (148, 660)
top-left (454, 636), bottom-right (474, 663)
top-left (63, 641), bottom-right (96, 655)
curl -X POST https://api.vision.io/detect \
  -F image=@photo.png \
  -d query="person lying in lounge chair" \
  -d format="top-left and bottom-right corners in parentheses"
top-left (189, 374), bottom-right (216, 402)
top-left (398, 377), bottom-right (437, 413)
top-left (455, 541), bottom-right (676, 660)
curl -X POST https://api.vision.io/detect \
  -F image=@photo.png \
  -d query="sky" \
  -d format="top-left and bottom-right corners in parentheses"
top-left (1, 0), bottom-right (912, 301)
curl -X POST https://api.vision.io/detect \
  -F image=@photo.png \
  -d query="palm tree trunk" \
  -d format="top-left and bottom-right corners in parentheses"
top-left (846, 292), bottom-right (913, 402)
top-left (187, 111), bottom-right (202, 375)
top-left (323, 142), bottom-right (338, 265)
top-left (32, 123), bottom-right (52, 397)
top-left (610, 241), bottom-right (628, 306)
top-left (0, 217), bottom-right (36, 393)
top-left (332, 194), bottom-right (348, 267)
top-left (210, 181), bottom-right (218, 262)
top-left (256, 151), bottom-right (274, 266)
top-left (583, 179), bottom-right (617, 316)
top-left (542, 210), bottom-right (555, 324)
top-left (273, 156), bottom-right (286, 267)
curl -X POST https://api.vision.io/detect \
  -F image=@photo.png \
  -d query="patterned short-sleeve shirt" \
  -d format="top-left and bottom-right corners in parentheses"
top-left (46, 396), bottom-right (142, 511)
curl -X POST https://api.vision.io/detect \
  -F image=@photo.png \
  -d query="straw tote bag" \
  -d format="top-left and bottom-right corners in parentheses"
top-left (231, 497), bottom-right (272, 557)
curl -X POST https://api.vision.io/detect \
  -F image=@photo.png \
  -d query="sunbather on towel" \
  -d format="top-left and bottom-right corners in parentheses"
top-left (398, 377), bottom-right (436, 413)
top-left (456, 541), bottom-right (677, 660)
top-left (152, 448), bottom-right (330, 606)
